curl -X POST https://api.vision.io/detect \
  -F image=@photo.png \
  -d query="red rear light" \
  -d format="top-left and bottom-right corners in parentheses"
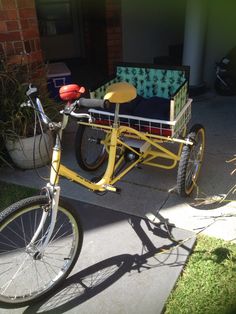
top-left (59, 84), bottom-right (85, 101)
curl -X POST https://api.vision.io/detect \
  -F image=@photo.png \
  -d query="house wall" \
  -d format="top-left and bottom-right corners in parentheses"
top-left (121, 0), bottom-right (186, 63)
top-left (106, 0), bottom-right (122, 74)
top-left (203, 0), bottom-right (236, 86)
top-left (0, 0), bottom-right (43, 66)
top-left (2, 0), bottom-right (235, 86)
top-left (121, 0), bottom-right (236, 87)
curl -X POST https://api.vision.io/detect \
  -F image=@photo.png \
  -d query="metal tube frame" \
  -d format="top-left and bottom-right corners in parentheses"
top-left (29, 109), bottom-right (192, 254)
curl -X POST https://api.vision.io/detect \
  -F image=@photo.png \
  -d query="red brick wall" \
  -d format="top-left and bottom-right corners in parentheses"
top-left (106, 0), bottom-right (122, 75)
top-left (0, 0), bottom-right (43, 67)
top-left (0, 0), bottom-right (122, 75)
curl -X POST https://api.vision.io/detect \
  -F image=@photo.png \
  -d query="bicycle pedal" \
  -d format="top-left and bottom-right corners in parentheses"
top-left (103, 184), bottom-right (121, 194)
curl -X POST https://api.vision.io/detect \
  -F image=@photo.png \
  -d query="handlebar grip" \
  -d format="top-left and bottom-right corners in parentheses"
top-left (79, 98), bottom-right (110, 109)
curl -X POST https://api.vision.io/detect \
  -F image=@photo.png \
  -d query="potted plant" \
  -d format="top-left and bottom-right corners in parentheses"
top-left (0, 56), bottom-right (57, 169)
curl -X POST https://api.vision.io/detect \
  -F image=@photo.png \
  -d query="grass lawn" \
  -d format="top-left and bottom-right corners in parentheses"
top-left (0, 180), bottom-right (36, 211)
top-left (165, 235), bottom-right (236, 314)
top-left (0, 181), bottom-right (236, 313)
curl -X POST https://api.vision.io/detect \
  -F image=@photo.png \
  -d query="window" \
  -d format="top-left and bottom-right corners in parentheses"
top-left (36, 0), bottom-right (73, 36)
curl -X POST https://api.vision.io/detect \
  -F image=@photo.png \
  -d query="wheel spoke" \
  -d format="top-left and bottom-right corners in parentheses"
top-left (177, 125), bottom-right (205, 196)
top-left (0, 255), bottom-right (29, 295)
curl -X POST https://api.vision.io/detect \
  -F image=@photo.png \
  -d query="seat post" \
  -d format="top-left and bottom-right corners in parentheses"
top-left (113, 103), bottom-right (120, 128)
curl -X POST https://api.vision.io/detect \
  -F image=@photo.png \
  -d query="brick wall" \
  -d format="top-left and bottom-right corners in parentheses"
top-left (0, 0), bottom-right (122, 75)
top-left (0, 0), bottom-right (43, 67)
top-left (105, 0), bottom-right (122, 75)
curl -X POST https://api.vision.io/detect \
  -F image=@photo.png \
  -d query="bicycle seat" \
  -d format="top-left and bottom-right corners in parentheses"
top-left (104, 82), bottom-right (137, 104)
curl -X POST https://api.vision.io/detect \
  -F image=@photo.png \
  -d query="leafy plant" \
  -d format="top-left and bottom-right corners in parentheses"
top-left (0, 55), bottom-right (59, 141)
top-left (0, 136), bottom-right (12, 168)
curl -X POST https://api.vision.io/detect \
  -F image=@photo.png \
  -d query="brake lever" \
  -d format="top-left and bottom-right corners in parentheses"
top-left (70, 112), bottom-right (93, 123)
top-left (26, 84), bottom-right (38, 97)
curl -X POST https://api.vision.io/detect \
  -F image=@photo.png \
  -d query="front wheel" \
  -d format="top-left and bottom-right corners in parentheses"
top-left (177, 124), bottom-right (205, 197)
top-left (0, 195), bottom-right (83, 306)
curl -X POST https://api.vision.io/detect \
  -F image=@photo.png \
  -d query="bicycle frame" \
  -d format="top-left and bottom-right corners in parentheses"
top-left (32, 102), bottom-right (193, 254)
top-left (25, 84), bottom-right (195, 261)
top-left (50, 106), bottom-right (191, 193)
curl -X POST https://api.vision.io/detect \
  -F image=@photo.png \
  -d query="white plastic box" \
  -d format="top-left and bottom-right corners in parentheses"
top-left (47, 62), bottom-right (72, 99)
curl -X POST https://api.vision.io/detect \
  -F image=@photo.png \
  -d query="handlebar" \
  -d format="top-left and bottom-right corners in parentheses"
top-left (24, 85), bottom-right (111, 130)
top-left (24, 84), bottom-right (52, 126)
top-left (78, 97), bottom-right (110, 109)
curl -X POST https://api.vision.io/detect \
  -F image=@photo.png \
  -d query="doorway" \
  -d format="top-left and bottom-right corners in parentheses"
top-left (82, 0), bottom-right (108, 73)
top-left (35, 0), bottom-right (83, 61)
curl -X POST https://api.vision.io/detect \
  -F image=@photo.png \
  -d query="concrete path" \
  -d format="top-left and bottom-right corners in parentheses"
top-left (0, 199), bottom-right (195, 314)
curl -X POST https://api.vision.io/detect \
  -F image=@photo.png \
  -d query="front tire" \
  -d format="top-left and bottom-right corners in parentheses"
top-left (177, 124), bottom-right (205, 197)
top-left (0, 195), bottom-right (83, 306)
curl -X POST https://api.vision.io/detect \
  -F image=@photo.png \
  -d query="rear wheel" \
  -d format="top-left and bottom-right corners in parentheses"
top-left (177, 124), bottom-right (205, 197)
top-left (0, 195), bottom-right (83, 305)
top-left (75, 124), bottom-right (108, 171)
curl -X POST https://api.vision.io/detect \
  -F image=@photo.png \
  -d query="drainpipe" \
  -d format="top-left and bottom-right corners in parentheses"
top-left (182, 0), bottom-right (208, 94)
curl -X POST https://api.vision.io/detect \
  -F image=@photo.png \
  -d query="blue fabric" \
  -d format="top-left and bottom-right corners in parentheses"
top-left (133, 96), bottom-right (170, 120)
top-left (99, 95), bottom-right (170, 121)
top-left (104, 95), bottom-right (143, 115)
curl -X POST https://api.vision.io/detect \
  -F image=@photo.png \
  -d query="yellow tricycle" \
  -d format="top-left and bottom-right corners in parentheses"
top-left (0, 63), bottom-right (205, 306)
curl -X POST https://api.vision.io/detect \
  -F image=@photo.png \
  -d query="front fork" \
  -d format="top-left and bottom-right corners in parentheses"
top-left (26, 184), bottom-right (60, 258)
top-left (26, 115), bottom-right (67, 258)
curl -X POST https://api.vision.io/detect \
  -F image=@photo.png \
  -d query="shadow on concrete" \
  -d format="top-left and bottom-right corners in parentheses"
top-left (21, 216), bottom-right (193, 314)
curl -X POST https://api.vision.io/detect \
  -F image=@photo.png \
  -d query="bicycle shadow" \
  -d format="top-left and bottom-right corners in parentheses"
top-left (23, 216), bottom-right (194, 314)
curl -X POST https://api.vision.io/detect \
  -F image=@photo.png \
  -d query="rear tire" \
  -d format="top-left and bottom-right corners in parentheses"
top-left (0, 195), bottom-right (83, 306)
top-left (75, 124), bottom-right (107, 171)
top-left (177, 124), bottom-right (205, 197)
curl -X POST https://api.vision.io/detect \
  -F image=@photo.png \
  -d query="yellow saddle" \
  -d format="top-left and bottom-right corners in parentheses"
top-left (104, 82), bottom-right (137, 104)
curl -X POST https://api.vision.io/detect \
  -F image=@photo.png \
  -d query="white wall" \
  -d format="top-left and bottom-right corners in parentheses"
top-left (121, 0), bottom-right (186, 63)
top-left (203, 0), bottom-right (236, 86)
top-left (121, 0), bottom-right (236, 87)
